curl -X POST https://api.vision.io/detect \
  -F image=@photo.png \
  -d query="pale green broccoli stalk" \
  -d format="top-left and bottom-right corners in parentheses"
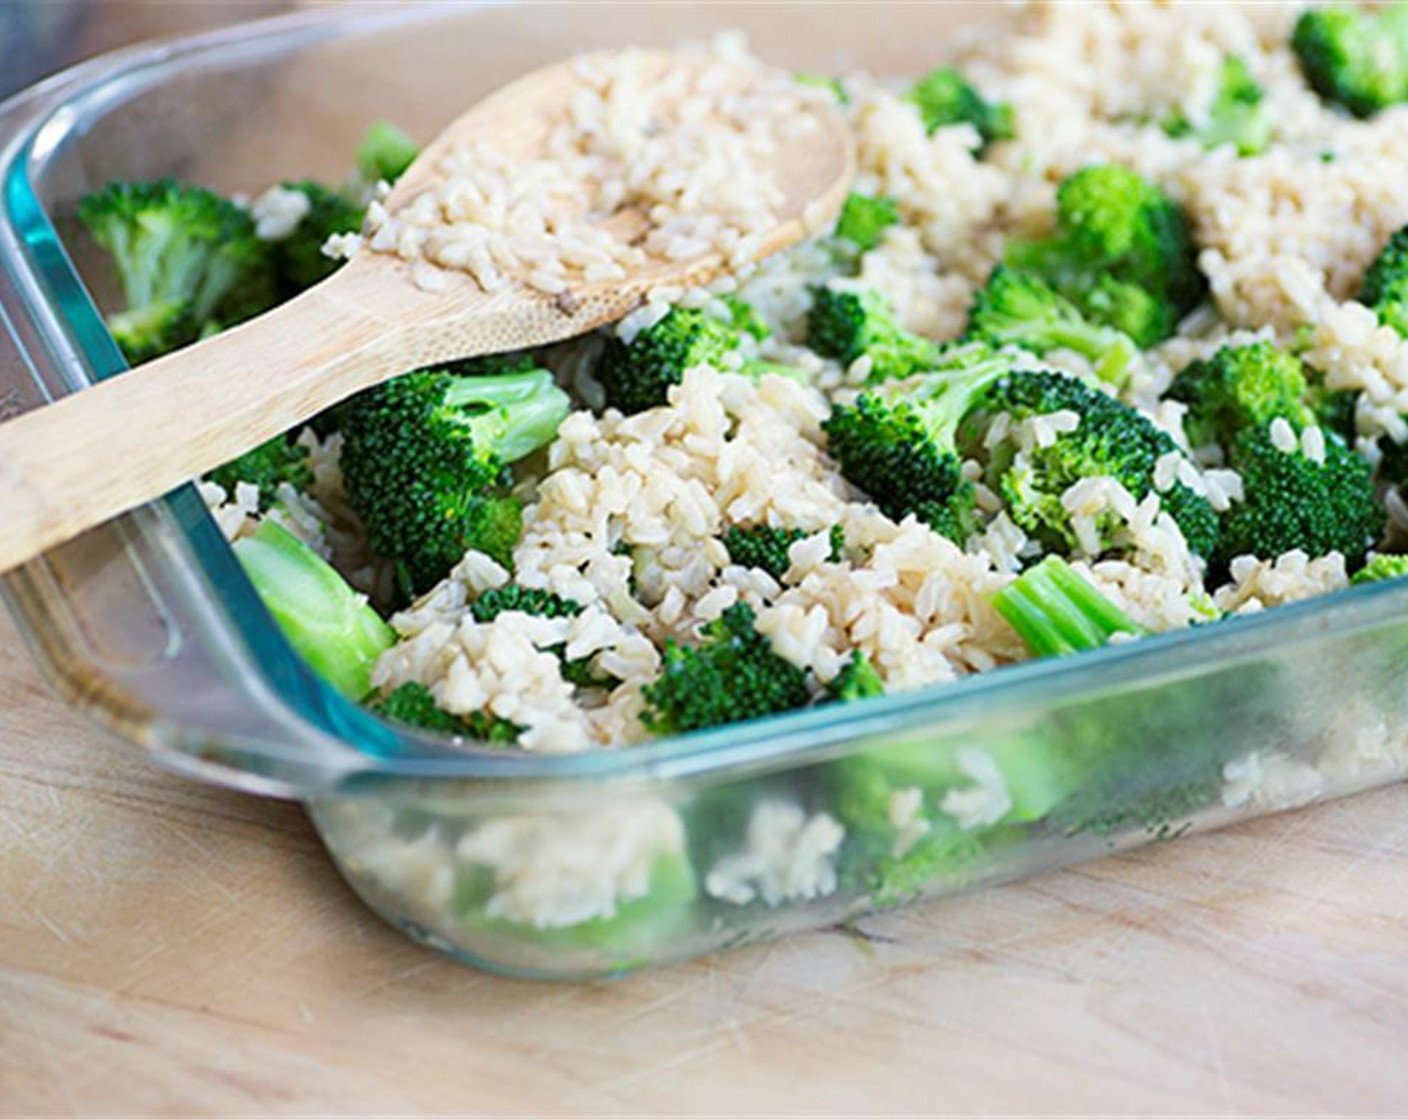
top-left (356, 121), bottom-right (421, 185)
top-left (991, 556), bottom-right (1145, 658)
top-left (231, 519), bottom-right (393, 700)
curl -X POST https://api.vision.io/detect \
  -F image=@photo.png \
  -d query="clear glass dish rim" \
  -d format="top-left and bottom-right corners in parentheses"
top-left (4, 0), bottom-right (1408, 792)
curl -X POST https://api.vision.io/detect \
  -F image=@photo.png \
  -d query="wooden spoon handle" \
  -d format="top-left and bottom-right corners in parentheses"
top-left (0, 289), bottom-right (409, 575)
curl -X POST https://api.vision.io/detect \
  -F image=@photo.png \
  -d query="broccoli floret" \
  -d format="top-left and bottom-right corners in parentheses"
top-left (1005, 165), bottom-right (1204, 347)
top-left (721, 524), bottom-right (844, 581)
top-left (641, 603), bottom-right (810, 735)
top-left (1215, 422), bottom-right (1383, 571)
top-left (722, 294), bottom-right (771, 341)
top-left (1165, 55), bottom-right (1272, 156)
top-left (597, 307), bottom-right (741, 414)
top-left (967, 266), bottom-right (1139, 387)
top-left (991, 556), bottom-right (1145, 658)
top-left (983, 555), bottom-right (1280, 837)
top-left (470, 584), bottom-right (584, 623)
top-left (269, 180), bottom-right (364, 296)
top-left (834, 192), bottom-right (901, 254)
top-left (1360, 226), bottom-right (1408, 336)
top-left (370, 681), bottom-right (521, 743)
top-left (1308, 384), bottom-right (1359, 444)
top-left (355, 121), bottom-right (420, 185)
top-left (468, 584), bottom-right (616, 689)
top-left (1167, 341), bottom-right (1316, 450)
top-left (1080, 277), bottom-right (1171, 351)
top-left (207, 435), bottom-right (312, 510)
top-left (1293, 5), bottom-right (1408, 119)
top-left (341, 359), bottom-right (570, 597)
top-left (1352, 553), bottom-right (1408, 584)
top-left (823, 343), bottom-right (1010, 542)
top-left (104, 301), bottom-right (199, 366)
top-left (905, 66), bottom-right (1015, 151)
top-left (807, 286), bottom-right (947, 383)
top-left (987, 370), bottom-right (1220, 559)
top-left (77, 178), bottom-right (276, 362)
top-left (828, 752), bottom-right (1002, 906)
top-left (827, 650), bottom-right (885, 702)
top-left (371, 681), bottom-right (462, 733)
top-left (454, 841), bottom-right (697, 964)
top-left (231, 519), bottom-right (393, 700)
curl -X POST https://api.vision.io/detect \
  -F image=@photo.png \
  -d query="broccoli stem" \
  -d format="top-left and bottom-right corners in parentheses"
top-left (448, 368), bottom-right (572, 466)
top-left (991, 556), bottom-right (1145, 658)
top-left (356, 121), bottom-right (420, 185)
top-left (232, 519), bottom-right (393, 699)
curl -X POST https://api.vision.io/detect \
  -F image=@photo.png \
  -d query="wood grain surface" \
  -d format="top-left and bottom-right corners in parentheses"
top-left (3, 604), bottom-right (1408, 1117)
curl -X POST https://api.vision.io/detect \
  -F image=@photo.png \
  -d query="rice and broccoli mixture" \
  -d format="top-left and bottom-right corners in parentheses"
top-left (77, 5), bottom-right (1408, 942)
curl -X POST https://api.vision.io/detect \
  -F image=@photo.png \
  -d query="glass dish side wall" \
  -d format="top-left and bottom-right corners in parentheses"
top-left (2, 3), bottom-right (1407, 979)
top-left (310, 604), bottom-right (1408, 979)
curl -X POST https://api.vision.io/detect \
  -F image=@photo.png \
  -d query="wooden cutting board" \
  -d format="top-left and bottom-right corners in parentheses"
top-left (3, 609), bottom-right (1408, 1116)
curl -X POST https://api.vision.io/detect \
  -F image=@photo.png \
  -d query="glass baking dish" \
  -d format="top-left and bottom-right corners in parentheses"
top-left (3, 2), bottom-right (1408, 980)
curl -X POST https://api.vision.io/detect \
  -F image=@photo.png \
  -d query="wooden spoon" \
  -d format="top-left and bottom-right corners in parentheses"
top-left (0, 50), bottom-right (853, 574)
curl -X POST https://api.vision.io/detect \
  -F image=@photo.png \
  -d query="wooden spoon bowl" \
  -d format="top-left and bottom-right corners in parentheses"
top-left (0, 49), bottom-right (853, 574)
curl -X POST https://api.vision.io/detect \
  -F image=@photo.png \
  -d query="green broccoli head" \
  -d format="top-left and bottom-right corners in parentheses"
top-left (967, 266), bottom-right (1139, 387)
top-left (1081, 276), bottom-right (1175, 351)
top-left (207, 434), bottom-right (313, 510)
top-left (1360, 225), bottom-right (1408, 337)
top-left (270, 180), bottom-right (364, 296)
top-left (987, 370), bottom-right (1220, 559)
top-left (991, 555), bottom-right (1145, 658)
top-left (1352, 553), bottom-right (1408, 585)
top-left (824, 343), bottom-right (1010, 541)
top-left (1215, 422), bottom-right (1384, 571)
top-left (1293, 5), bottom-right (1408, 119)
top-left (905, 66), bottom-right (1015, 151)
top-left (1167, 341), bottom-right (1316, 450)
top-left (641, 602), bottom-right (810, 735)
top-left (77, 178), bottom-right (276, 361)
top-left (1165, 54), bottom-right (1272, 156)
top-left (834, 192), bottom-right (901, 254)
top-left (826, 649), bottom-right (885, 703)
top-left (807, 286), bottom-right (947, 383)
top-left (105, 300), bottom-right (199, 365)
top-left (597, 307), bottom-right (741, 414)
top-left (466, 585), bottom-right (616, 690)
top-left (471, 584), bottom-right (585, 623)
top-left (371, 680), bottom-right (466, 734)
top-left (722, 294), bottom-right (771, 341)
top-left (341, 360), bottom-right (570, 597)
top-left (371, 681), bottom-right (521, 743)
top-left (1005, 165), bottom-right (1205, 347)
top-left (721, 523), bottom-right (845, 581)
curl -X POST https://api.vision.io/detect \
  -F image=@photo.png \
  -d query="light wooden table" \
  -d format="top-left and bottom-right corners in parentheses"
top-left (3, 607), bottom-right (1408, 1117)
